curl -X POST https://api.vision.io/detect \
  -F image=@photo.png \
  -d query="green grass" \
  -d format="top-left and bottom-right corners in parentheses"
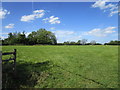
top-left (2, 45), bottom-right (118, 88)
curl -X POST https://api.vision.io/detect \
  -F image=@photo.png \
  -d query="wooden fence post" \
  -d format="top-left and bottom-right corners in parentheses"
top-left (0, 51), bottom-right (2, 90)
top-left (2, 49), bottom-right (17, 77)
top-left (13, 49), bottom-right (16, 76)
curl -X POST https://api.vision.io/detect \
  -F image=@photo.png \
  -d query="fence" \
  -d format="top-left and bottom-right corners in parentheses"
top-left (2, 49), bottom-right (16, 75)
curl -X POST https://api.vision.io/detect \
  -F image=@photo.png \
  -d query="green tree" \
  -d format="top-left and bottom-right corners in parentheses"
top-left (69, 41), bottom-right (76, 45)
top-left (64, 41), bottom-right (70, 45)
top-left (105, 40), bottom-right (119, 45)
top-left (27, 29), bottom-right (57, 45)
top-left (2, 29), bottom-right (57, 45)
top-left (77, 40), bottom-right (81, 45)
top-left (28, 31), bottom-right (37, 45)
top-left (7, 33), bottom-right (17, 45)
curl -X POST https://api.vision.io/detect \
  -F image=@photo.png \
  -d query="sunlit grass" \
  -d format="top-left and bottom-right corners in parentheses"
top-left (2, 45), bottom-right (118, 88)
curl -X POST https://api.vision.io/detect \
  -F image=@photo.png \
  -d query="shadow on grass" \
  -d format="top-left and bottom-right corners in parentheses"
top-left (2, 60), bottom-right (52, 88)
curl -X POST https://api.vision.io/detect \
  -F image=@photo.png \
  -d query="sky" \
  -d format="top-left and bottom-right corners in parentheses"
top-left (1, 0), bottom-right (119, 43)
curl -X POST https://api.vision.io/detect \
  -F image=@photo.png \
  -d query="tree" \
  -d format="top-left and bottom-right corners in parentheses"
top-left (64, 41), bottom-right (70, 45)
top-left (81, 39), bottom-right (87, 45)
top-left (77, 40), bottom-right (81, 45)
top-left (27, 29), bottom-right (57, 45)
top-left (104, 40), bottom-right (120, 45)
top-left (69, 41), bottom-right (76, 45)
top-left (50, 33), bottom-right (57, 45)
top-left (17, 32), bottom-right (26, 44)
top-left (57, 43), bottom-right (64, 45)
top-left (90, 40), bottom-right (96, 45)
top-left (7, 33), bottom-right (17, 45)
top-left (2, 29), bottom-right (57, 45)
top-left (95, 43), bottom-right (102, 45)
top-left (27, 31), bottom-right (37, 45)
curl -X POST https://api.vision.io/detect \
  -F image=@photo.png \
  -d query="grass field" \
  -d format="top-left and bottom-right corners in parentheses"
top-left (2, 45), bottom-right (118, 88)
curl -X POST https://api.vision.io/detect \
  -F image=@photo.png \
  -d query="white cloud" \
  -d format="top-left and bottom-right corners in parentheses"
top-left (68, 35), bottom-right (82, 41)
top-left (0, 8), bottom-right (10, 19)
top-left (92, 0), bottom-right (118, 16)
top-left (53, 30), bottom-right (74, 37)
top-left (25, 32), bottom-right (31, 37)
top-left (0, 36), bottom-right (7, 40)
top-left (52, 30), bottom-right (82, 43)
top-left (21, 9), bottom-right (45, 22)
top-left (43, 16), bottom-right (61, 24)
top-left (0, 33), bottom-right (8, 39)
top-left (92, 0), bottom-right (109, 9)
top-left (21, 15), bottom-right (35, 22)
top-left (5, 24), bottom-right (14, 29)
top-left (109, 10), bottom-right (118, 16)
top-left (0, 33), bottom-right (8, 35)
top-left (84, 26), bottom-right (116, 37)
top-left (33, 10), bottom-right (44, 14)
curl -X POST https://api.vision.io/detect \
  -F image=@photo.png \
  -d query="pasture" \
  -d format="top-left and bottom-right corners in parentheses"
top-left (2, 45), bottom-right (118, 88)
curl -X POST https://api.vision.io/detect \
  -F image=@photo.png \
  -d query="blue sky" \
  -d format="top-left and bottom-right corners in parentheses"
top-left (1, 1), bottom-right (119, 43)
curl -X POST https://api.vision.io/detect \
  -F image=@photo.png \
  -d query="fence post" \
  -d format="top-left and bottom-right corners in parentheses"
top-left (0, 51), bottom-right (2, 90)
top-left (13, 49), bottom-right (16, 76)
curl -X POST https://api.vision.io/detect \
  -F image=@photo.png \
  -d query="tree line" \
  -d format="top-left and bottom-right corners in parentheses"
top-left (58, 40), bottom-right (120, 45)
top-left (2, 29), bottom-right (57, 45)
top-left (104, 40), bottom-right (120, 45)
top-left (1, 28), bottom-right (120, 45)
top-left (57, 39), bottom-right (102, 45)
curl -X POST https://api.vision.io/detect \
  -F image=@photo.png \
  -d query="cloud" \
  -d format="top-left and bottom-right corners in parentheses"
top-left (5, 24), bottom-right (14, 29)
top-left (53, 30), bottom-right (74, 37)
top-left (0, 36), bottom-right (8, 40)
top-left (25, 32), bottom-right (31, 37)
top-left (109, 10), bottom-right (118, 16)
top-left (92, 0), bottom-right (118, 16)
top-left (21, 9), bottom-right (45, 22)
top-left (68, 35), bottom-right (82, 41)
top-left (0, 8), bottom-right (10, 19)
top-left (52, 30), bottom-right (82, 43)
top-left (0, 33), bottom-right (8, 39)
top-left (0, 33), bottom-right (8, 35)
top-left (92, 0), bottom-right (110, 9)
top-left (84, 26), bottom-right (116, 37)
top-left (33, 10), bottom-right (43, 13)
top-left (43, 16), bottom-right (61, 24)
